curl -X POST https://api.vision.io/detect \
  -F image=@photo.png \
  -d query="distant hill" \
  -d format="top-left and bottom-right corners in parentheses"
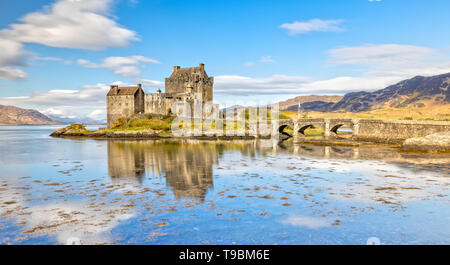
top-left (277, 95), bottom-right (342, 111)
top-left (0, 105), bottom-right (62, 125)
top-left (47, 115), bottom-right (106, 125)
top-left (298, 73), bottom-right (450, 112)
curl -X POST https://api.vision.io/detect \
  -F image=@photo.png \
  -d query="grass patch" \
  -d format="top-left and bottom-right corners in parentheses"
top-left (109, 116), bottom-right (174, 132)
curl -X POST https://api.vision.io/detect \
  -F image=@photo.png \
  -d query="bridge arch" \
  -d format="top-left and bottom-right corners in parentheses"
top-left (278, 124), bottom-right (293, 138)
top-left (330, 124), bottom-right (344, 134)
top-left (298, 124), bottom-right (314, 135)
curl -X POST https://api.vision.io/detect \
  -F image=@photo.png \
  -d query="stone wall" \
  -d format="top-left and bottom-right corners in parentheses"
top-left (288, 118), bottom-right (450, 142)
top-left (164, 65), bottom-right (214, 103)
top-left (134, 89), bottom-right (145, 114)
top-left (144, 93), bottom-right (176, 116)
top-left (356, 119), bottom-right (450, 141)
top-left (107, 95), bottom-right (136, 127)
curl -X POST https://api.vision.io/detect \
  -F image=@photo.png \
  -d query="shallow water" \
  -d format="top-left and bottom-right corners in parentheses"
top-left (0, 125), bottom-right (449, 245)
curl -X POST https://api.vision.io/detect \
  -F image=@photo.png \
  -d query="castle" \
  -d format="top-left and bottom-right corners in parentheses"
top-left (107, 63), bottom-right (214, 127)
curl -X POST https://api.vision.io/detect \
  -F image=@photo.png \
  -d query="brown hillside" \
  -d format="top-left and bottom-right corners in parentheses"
top-left (277, 95), bottom-right (342, 111)
top-left (0, 105), bottom-right (62, 125)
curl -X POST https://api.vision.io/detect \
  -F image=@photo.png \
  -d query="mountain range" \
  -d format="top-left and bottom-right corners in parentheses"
top-left (298, 72), bottom-right (450, 112)
top-left (277, 95), bottom-right (342, 111)
top-left (47, 115), bottom-right (106, 125)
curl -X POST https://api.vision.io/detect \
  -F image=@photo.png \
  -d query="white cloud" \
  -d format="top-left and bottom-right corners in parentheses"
top-left (77, 56), bottom-right (161, 77)
top-left (259, 56), bottom-right (275, 63)
top-left (4, 42), bottom-right (450, 118)
top-left (216, 44), bottom-right (450, 98)
top-left (0, 80), bottom-right (163, 120)
top-left (31, 55), bottom-right (72, 65)
top-left (0, 67), bottom-right (27, 81)
top-left (280, 19), bottom-right (345, 35)
top-left (0, 39), bottom-right (28, 80)
top-left (40, 107), bottom-right (79, 119)
top-left (215, 75), bottom-right (311, 95)
top-left (0, 39), bottom-right (27, 67)
top-left (328, 44), bottom-right (450, 79)
top-left (244, 56), bottom-right (275, 67)
top-left (328, 44), bottom-right (436, 66)
top-left (244, 62), bottom-right (255, 67)
top-left (0, 83), bottom-right (110, 120)
top-left (87, 109), bottom-right (106, 120)
top-left (140, 79), bottom-right (164, 88)
top-left (0, 0), bottom-right (137, 50)
top-left (0, 0), bottom-right (137, 81)
top-left (214, 74), bottom-right (400, 96)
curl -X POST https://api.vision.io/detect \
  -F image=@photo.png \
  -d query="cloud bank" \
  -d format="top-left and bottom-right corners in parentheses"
top-left (0, 0), bottom-right (138, 81)
top-left (77, 56), bottom-right (161, 77)
top-left (0, 0), bottom-right (137, 50)
top-left (216, 44), bottom-right (450, 97)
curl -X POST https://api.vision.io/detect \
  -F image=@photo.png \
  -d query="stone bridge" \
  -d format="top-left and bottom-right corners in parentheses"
top-left (277, 118), bottom-right (450, 142)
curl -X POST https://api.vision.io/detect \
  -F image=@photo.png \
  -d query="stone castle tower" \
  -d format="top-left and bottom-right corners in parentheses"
top-left (106, 63), bottom-right (214, 127)
top-left (107, 84), bottom-right (145, 127)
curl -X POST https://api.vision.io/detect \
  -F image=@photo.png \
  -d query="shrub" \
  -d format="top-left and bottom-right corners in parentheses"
top-left (68, 123), bottom-right (86, 131)
top-left (111, 117), bottom-right (131, 129)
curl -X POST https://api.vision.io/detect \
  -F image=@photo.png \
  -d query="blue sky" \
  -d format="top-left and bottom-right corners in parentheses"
top-left (0, 0), bottom-right (450, 120)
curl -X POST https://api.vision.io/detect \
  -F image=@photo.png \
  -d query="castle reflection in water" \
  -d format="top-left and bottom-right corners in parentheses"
top-left (107, 139), bottom-right (450, 201)
top-left (107, 140), bottom-right (223, 201)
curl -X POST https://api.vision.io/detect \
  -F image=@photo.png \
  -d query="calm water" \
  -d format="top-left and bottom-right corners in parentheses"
top-left (0, 125), bottom-right (449, 245)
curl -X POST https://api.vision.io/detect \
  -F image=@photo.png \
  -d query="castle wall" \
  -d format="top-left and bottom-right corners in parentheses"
top-left (107, 95), bottom-right (136, 127)
top-left (165, 72), bottom-right (213, 103)
top-left (165, 77), bottom-right (186, 95)
top-left (144, 93), bottom-right (176, 116)
top-left (204, 77), bottom-right (214, 102)
top-left (134, 89), bottom-right (145, 114)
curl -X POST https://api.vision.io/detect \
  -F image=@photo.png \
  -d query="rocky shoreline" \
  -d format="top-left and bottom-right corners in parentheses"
top-left (49, 124), bottom-right (263, 140)
top-left (50, 124), bottom-right (450, 151)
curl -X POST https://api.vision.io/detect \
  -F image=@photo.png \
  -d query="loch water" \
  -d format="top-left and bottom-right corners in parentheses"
top-left (0, 125), bottom-right (449, 245)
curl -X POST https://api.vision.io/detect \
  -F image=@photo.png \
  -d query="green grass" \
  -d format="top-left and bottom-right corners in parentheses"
top-left (108, 116), bottom-right (175, 132)
top-left (81, 130), bottom-right (95, 135)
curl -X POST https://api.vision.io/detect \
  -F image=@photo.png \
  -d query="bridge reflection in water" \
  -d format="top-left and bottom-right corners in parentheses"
top-left (107, 139), bottom-right (450, 201)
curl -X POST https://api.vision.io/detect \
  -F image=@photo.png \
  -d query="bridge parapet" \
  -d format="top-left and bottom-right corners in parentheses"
top-left (356, 119), bottom-right (450, 141)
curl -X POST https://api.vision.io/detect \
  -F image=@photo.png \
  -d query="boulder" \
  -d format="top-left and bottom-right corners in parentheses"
top-left (50, 124), bottom-right (87, 137)
top-left (402, 132), bottom-right (450, 151)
